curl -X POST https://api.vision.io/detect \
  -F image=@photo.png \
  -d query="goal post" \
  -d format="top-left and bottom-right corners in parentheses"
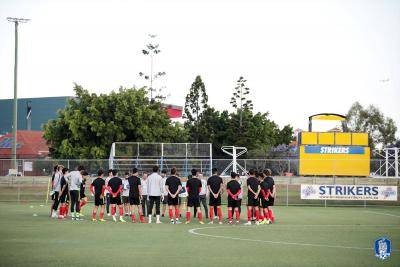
top-left (109, 142), bottom-right (213, 176)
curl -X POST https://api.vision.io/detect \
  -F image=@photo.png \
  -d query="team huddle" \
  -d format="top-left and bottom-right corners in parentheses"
top-left (50, 165), bottom-right (276, 225)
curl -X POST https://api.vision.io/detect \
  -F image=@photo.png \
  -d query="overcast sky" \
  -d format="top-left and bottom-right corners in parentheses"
top-left (0, 0), bottom-right (399, 135)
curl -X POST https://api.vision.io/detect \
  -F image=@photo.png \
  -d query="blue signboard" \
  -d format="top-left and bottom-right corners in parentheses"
top-left (304, 145), bottom-right (364, 154)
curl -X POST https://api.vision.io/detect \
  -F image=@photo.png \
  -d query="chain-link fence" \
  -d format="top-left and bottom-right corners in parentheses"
top-left (0, 158), bottom-right (395, 177)
top-left (0, 175), bottom-right (398, 207)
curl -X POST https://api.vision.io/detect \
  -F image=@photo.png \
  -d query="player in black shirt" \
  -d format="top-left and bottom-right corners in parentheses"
top-left (207, 168), bottom-right (224, 224)
top-left (227, 172), bottom-right (242, 224)
top-left (107, 169), bottom-right (126, 222)
top-left (165, 167), bottom-right (182, 224)
top-left (90, 169), bottom-right (106, 222)
top-left (128, 168), bottom-right (145, 223)
top-left (185, 169), bottom-right (204, 224)
top-left (245, 169), bottom-right (261, 225)
top-left (58, 167), bottom-right (69, 219)
top-left (263, 169), bottom-right (276, 223)
top-left (78, 171), bottom-right (89, 216)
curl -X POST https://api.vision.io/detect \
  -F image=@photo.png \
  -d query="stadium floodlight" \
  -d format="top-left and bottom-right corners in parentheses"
top-left (7, 17), bottom-right (30, 171)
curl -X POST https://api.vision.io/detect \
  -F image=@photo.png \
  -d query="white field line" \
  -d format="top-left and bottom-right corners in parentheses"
top-left (188, 226), bottom-right (399, 252)
top-left (225, 224), bottom-right (400, 227)
top-left (364, 210), bottom-right (400, 218)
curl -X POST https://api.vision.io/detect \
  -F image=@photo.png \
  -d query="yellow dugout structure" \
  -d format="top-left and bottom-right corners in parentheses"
top-left (299, 114), bottom-right (370, 176)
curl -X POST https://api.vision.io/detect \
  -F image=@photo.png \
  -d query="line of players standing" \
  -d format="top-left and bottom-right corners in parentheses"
top-left (50, 165), bottom-right (275, 225)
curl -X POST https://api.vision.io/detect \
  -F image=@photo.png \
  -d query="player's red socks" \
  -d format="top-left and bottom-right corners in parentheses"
top-left (247, 209), bottom-right (252, 222)
top-left (168, 208), bottom-right (173, 220)
top-left (58, 206), bottom-right (64, 218)
top-left (186, 211), bottom-right (190, 222)
top-left (198, 211), bottom-right (203, 222)
top-left (92, 209), bottom-right (97, 219)
top-left (217, 207), bottom-right (222, 222)
top-left (111, 206), bottom-right (116, 216)
top-left (175, 207), bottom-right (180, 219)
top-left (99, 211), bottom-right (104, 220)
top-left (255, 209), bottom-right (260, 221)
top-left (80, 199), bottom-right (87, 208)
top-left (139, 214), bottom-right (145, 223)
top-left (235, 209), bottom-right (240, 221)
top-left (228, 209), bottom-right (232, 222)
top-left (209, 208), bottom-right (214, 221)
top-left (119, 206), bottom-right (124, 216)
top-left (131, 214), bottom-right (136, 222)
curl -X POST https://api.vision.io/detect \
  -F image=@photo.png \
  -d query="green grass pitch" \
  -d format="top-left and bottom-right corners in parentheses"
top-left (0, 203), bottom-right (399, 267)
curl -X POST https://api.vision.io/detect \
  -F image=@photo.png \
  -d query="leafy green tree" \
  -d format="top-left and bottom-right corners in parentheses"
top-left (184, 75), bottom-right (209, 142)
top-left (190, 107), bottom-right (293, 158)
top-left (193, 107), bottom-right (231, 157)
top-left (44, 84), bottom-right (186, 159)
top-left (276, 125), bottom-right (294, 145)
top-left (230, 76), bottom-right (253, 127)
top-left (346, 102), bottom-right (397, 149)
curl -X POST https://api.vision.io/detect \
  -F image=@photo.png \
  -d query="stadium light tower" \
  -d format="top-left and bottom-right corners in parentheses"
top-left (7, 17), bottom-right (30, 171)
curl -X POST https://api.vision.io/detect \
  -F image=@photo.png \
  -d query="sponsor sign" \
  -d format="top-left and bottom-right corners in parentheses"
top-left (301, 184), bottom-right (397, 201)
top-left (23, 161), bottom-right (33, 172)
top-left (304, 145), bottom-right (364, 154)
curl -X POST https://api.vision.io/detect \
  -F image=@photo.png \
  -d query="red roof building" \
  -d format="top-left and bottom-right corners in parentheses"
top-left (0, 130), bottom-right (49, 159)
top-left (162, 104), bottom-right (183, 119)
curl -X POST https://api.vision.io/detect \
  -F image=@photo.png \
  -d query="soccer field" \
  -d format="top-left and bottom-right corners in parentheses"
top-left (0, 203), bottom-right (399, 267)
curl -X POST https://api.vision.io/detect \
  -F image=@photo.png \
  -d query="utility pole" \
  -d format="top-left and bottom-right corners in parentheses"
top-left (7, 17), bottom-right (30, 171)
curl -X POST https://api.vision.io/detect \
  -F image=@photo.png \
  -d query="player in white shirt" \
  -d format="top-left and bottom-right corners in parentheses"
top-left (140, 172), bottom-right (149, 217)
top-left (146, 166), bottom-right (163, 224)
top-left (51, 165), bottom-right (63, 218)
top-left (161, 169), bottom-right (168, 217)
top-left (64, 165), bottom-right (85, 220)
top-left (122, 172), bottom-right (130, 216)
top-left (104, 169), bottom-right (113, 216)
top-left (195, 172), bottom-right (209, 219)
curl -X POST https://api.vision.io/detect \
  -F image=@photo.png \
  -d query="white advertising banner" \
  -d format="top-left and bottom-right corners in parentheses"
top-left (301, 184), bottom-right (398, 201)
top-left (23, 161), bottom-right (33, 172)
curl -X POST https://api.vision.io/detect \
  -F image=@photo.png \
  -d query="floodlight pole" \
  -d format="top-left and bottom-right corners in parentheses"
top-left (221, 146), bottom-right (248, 175)
top-left (7, 17), bottom-right (30, 171)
